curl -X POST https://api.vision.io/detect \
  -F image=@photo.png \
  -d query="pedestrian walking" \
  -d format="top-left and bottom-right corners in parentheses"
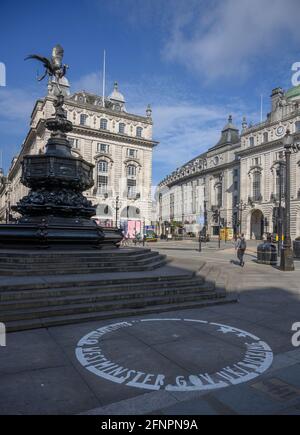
top-left (235, 233), bottom-right (246, 266)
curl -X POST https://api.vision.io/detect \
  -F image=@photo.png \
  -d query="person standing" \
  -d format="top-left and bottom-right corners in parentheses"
top-left (235, 233), bottom-right (246, 266)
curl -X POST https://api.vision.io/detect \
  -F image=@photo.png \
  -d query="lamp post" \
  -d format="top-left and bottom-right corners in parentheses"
top-left (115, 196), bottom-right (120, 228)
top-left (280, 130), bottom-right (295, 271)
top-left (276, 162), bottom-right (284, 256)
top-left (237, 199), bottom-right (246, 235)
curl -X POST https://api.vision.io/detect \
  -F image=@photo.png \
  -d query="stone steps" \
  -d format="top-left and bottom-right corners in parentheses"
top-left (0, 277), bottom-right (204, 300)
top-left (1, 291), bottom-right (221, 322)
top-left (0, 249), bottom-right (156, 263)
top-left (5, 297), bottom-right (235, 333)
top-left (0, 283), bottom-right (211, 311)
top-left (0, 273), bottom-right (194, 292)
top-left (0, 249), bottom-right (167, 276)
top-left (0, 248), bottom-right (236, 332)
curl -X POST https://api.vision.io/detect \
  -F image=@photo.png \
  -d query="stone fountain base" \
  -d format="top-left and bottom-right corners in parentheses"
top-left (0, 217), bottom-right (123, 250)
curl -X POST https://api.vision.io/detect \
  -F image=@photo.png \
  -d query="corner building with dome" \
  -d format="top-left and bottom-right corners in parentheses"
top-left (156, 85), bottom-right (300, 241)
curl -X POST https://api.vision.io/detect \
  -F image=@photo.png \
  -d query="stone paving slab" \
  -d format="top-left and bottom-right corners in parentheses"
top-left (0, 240), bottom-right (299, 415)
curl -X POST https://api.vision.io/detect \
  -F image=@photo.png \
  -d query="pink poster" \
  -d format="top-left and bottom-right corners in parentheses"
top-left (127, 220), bottom-right (141, 238)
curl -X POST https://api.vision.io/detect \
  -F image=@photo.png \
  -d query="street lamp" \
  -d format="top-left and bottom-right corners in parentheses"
top-left (115, 196), bottom-right (120, 228)
top-left (276, 162), bottom-right (284, 256)
top-left (236, 199), bottom-right (247, 235)
top-left (280, 130), bottom-right (295, 271)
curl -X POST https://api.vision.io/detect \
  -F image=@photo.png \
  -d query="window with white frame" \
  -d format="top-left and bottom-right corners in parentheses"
top-left (127, 179), bottom-right (136, 198)
top-left (136, 127), bottom-right (143, 137)
top-left (97, 160), bottom-right (109, 193)
top-left (127, 164), bottom-right (136, 177)
top-left (119, 123), bottom-right (126, 134)
top-left (127, 148), bottom-right (137, 158)
top-left (253, 171), bottom-right (261, 201)
top-left (252, 156), bottom-right (261, 166)
top-left (80, 114), bottom-right (88, 126)
top-left (69, 138), bottom-right (80, 149)
top-left (97, 143), bottom-right (109, 153)
top-left (100, 118), bottom-right (108, 130)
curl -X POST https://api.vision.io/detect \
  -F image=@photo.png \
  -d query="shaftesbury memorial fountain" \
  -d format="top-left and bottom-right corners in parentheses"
top-left (0, 45), bottom-right (122, 249)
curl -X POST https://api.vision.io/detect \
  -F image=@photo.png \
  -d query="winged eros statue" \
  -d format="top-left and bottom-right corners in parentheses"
top-left (25, 44), bottom-right (68, 93)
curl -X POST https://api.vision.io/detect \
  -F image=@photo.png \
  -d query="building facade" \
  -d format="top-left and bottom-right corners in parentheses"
top-left (156, 84), bottom-right (300, 241)
top-left (0, 78), bottom-right (158, 238)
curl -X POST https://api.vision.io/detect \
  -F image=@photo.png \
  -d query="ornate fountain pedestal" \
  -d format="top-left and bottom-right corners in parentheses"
top-left (0, 94), bottom-right (122, 249)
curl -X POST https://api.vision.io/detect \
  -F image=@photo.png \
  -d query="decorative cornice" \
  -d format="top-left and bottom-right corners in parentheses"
top-left (71, 124), bottom-right (158, 148)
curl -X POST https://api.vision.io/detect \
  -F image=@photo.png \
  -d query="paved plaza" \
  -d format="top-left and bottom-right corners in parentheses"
top-left (0, 240), bottom-right (300, 415)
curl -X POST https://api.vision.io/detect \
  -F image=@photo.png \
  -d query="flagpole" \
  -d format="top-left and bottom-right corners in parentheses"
top-left (102, 50), bottom-right (106, 107)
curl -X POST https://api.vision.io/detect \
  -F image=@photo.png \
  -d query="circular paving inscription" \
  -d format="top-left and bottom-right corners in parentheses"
top-left (75, 318), bottom-right (273, 392)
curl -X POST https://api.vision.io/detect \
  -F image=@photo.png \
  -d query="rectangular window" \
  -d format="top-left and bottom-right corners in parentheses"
top-left (127, 148), bottom-right (137, 158)
top-left (69, 138), bottom-right (79, 149)
top-left (263, 132), bottom-right (268, 143)
top-left (127, 178), bottom-right (136, 197)
top-left (97, 175), bottom-right (108, 193)
top-left (97, 143), bottom-right (109, 153)
top-left (234, 181), bottom-right (238, 191)
top-left (249, 137), bottom-right (254, 147)
top-left (252, 157), bottom-right (261, 166)
top-left (170, 193), bottom-right (175, 220)
top-left (253, 172), bottom-right (261, 201)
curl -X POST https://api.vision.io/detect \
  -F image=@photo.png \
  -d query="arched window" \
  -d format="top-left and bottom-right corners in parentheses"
top-left (253, 171), bottom-right (261, 201)
top-left (263, 132), bottom-right (268, 143)
top-left (97, 160), bottom-right (108, 194)
top-left (136, 127), bottom-right (143, 137)
top-left (119, 123), bottom-right (125, 134)
top-left (127, 165), bottom-right (136, 176)
top-left (98, 160), bottom-right (108, 173)
top-left (100, 118), bottom-right (108, 130)
top-left (80, 114), bottom-right (88, 126)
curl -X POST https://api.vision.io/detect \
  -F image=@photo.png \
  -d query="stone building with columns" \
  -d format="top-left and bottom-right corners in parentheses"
top-left (156, 84), bottom-right (300, 241)
top-left (0, 78), bottom-right (158, 237)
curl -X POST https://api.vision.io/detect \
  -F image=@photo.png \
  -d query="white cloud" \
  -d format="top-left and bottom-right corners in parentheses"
top-left (163, 0), bottom-right (300, 81)
top-left (72, 72), bottom-right (103, 95)
top-left (0, 87), bottom-right (37, 120)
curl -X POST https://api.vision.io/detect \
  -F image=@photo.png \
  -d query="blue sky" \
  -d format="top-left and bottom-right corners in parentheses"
top-left (1, 0), bottom-right (300, 185)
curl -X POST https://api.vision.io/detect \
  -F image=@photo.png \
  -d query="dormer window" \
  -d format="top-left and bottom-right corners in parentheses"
top-left (136, 127), bottom-right (143, 137)
top-left (80, 114), bottom-right (88, 126)
top-left (119, 123), bottom-right (126, 134)
top-left (100, 118), bottom-right (108, 130)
